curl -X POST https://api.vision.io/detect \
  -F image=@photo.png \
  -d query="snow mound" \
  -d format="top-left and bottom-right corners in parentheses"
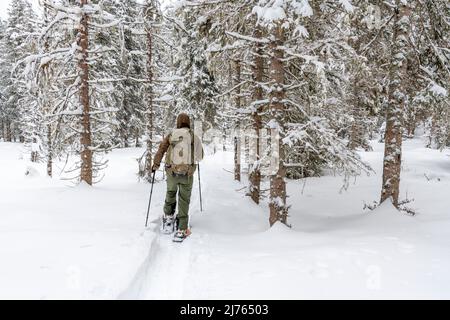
top-left (266, 221), bottom-right (293, 234)
top-left (369, 200), bottom-right (416, 221)
top-left (24, 165), bottom-right (40, 178)
top-left (350, 200), bottom-right (418, 231)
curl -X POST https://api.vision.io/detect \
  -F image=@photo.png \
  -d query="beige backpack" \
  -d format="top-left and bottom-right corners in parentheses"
top-left (166, 128), bottom-right (195, 175)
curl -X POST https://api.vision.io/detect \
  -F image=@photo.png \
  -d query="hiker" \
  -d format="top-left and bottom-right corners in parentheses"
top-left (152, 113), bottom-right (204, 242)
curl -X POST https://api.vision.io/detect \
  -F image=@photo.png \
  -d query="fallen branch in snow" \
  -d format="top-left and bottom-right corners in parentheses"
top-left (363, 201), bottom-right (379, 211)
top-left (222, 168), bottom-right (234, 175)
top-left (398, 198), bottom-right (418, 216)
top-left (424, 173), bottom-right (441, 182)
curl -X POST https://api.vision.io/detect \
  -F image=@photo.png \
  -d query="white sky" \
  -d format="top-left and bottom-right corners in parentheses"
top-left (0, 0), bottom-right (173, 20)
top-left (0, 0), bottom-right (40, 20)
top-left (0, 1), bottom-right (11, 19)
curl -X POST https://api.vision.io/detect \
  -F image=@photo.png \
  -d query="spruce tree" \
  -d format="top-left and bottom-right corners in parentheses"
top-left (1, 0), bottom-right (37, 143)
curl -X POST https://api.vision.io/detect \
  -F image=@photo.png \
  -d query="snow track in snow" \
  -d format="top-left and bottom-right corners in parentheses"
top-left (139, 231), bottom-right (194, 299)
top-left (118, 218), bottom-right (160, 300)
top-left (121, 151), bottom-right (268, 299)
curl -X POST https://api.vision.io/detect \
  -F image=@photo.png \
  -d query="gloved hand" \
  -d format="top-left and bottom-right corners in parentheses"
top-left (151, 163), bottom-right (160, 173)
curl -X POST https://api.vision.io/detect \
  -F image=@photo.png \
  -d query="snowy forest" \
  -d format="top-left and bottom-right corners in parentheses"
top-left (0, 0), bottom-right (449, 300)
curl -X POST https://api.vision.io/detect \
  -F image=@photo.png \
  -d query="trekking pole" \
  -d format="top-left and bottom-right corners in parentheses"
top-left (198, 164), bottom-right (203, 212)
top-left (145, 170), bottom-right (156, 228)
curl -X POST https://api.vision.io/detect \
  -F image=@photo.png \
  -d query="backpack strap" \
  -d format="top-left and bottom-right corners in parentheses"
top-left (165, 132), bottom-right (173, 166)
top-left (190, 129), bottom-right (195, 166)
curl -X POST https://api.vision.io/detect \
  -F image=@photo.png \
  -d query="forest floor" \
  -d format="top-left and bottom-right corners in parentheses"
top-left (0, 138), bottom-right (449, 299)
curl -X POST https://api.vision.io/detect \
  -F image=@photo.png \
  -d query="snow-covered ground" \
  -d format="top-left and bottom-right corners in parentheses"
top-left (0, 139), bottom-right (449, 299)
top-left (0, 144), bottom-right (156, 299)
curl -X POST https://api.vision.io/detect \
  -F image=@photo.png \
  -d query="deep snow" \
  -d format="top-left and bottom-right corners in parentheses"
top-left (0, 139), bottom-right (449, 299)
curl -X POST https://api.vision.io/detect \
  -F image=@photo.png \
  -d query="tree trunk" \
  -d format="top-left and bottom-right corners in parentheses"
top-left (406, 109), bottom-right (416, 138)
top-left (349, 82), bottom-right (371, 151)
top-left (427, 109), bottom-right (438, 148)
top-left (233, 60), bottom-right (241, 182)
top-left (31, 137), bottom-right (38, 163)
top-left (5, 120), bottom-right (12, 142)
top-left (123, 132), bottom-right (129, 148)
top-left (269, 23), bottom-right (288, 227)
top-left (234, 136), bottom-right (241, 182)
top-left (223, 130), bottom-right (227, 151)
top-left (380, 2), bottom-right (411, 207)
top-left (249, 26), bottom-right (264, 205)
top-left (135, 127), bottom-right (140, 148)
top-left (47, 124), bottom-right (53, 177)
top-left (42, 6), bottom-right (53, 178)
top-left (145, 15), bottom-right (154, 181)
top-left (79, 0), bottom-right (93, 185)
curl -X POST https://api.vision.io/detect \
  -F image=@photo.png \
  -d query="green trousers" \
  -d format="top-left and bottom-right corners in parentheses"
top-left (163, 173), bottom-right (194, 230)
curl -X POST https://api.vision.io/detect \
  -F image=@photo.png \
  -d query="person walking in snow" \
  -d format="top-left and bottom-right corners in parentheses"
top-left (152, 113), bottom-right (204, 242)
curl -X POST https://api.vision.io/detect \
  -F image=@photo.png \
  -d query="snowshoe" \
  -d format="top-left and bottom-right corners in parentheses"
top-left (173, 229), bottom-right (191, 243)
top-left (161, 215), bottom-right (176, 235)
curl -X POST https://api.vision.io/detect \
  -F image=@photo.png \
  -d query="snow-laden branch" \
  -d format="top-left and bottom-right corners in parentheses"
top-left (225, 31), bottom-right (270, 44)
top-left (215, 80), bottom-right (249, 98)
